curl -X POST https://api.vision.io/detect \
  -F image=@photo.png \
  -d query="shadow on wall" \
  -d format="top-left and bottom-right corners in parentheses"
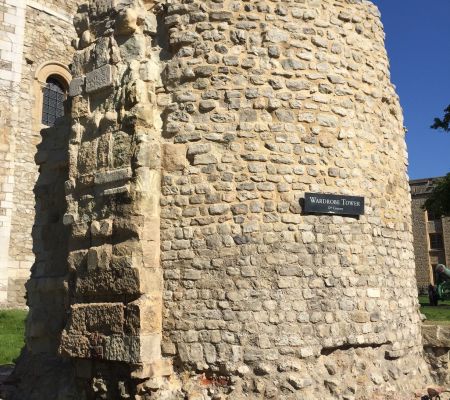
top-left (2, 111), bottom-right (77, 399)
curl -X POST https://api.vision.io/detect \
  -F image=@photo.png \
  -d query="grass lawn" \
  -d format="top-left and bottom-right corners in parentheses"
top-left (0, 310), bottom-right (27, 365)
top-left (419, 295), bottom-right (450, 323)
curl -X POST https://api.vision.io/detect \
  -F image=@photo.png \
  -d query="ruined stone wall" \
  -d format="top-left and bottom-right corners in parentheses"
top-left (13, 0), bottom-right (169, 398)
top-left (9, 0), bottom-right (434, 399)
top-left (0, 0), bottom-right (78, 306)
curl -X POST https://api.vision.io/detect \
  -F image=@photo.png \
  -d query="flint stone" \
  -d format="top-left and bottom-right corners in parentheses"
top-left (103, 185), bottom-right (129, 196)
top-left (193, 154), bottom-right (217, 165)
top-left (264, 29), bottom-right (289, 43)
top-left (367, 288), bottom-right (381, 298)
top-left (287, 374), bottom-right (313, 390)
top-left (86, 65), bottom-right (114, 94)
top-left (187, 143), bottom-right (211, 156)
top-left (210, 11), bottom-right (232, 21)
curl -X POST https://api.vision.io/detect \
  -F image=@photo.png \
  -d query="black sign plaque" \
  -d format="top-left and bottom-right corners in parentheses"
top-left (304, 192), bottom-right (365, 216)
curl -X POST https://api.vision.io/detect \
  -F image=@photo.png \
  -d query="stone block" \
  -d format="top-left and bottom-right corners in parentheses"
top-left (131, 359), bottom-right (173, 379)
top-left (86, 245), bottom-right (111, 271)
top-left (367, 288), bottom-right (381, 298)
top-left (60, 333), bottom-right (91, 358)
top-left (104, 335), bottom-right (140, 362)
top-left (69, 76), bottom-right (85, 97)
top-left (86, 64), bottom-right (114, 94)
top-left (264, 29), bottom-right (289, 43)
top-left (162, 144), bottom-right (186, 171)
top-left (90, 0), bottom-right (117, 17)
top-left (65, 303), bottom-right (124, 335)
top-left (127, 298), bottom-right (163, 334)
top-left (94, 167), bottom-right (132, 185)
top-left (90, 219), bottom-right (113, 237)
top-left (209, 11), bottom-right (232, 22)
top-left (75, 264), bottom-right (140, 299)
top-left (140, 333), bottom-right (162, 363)
top-left (140, 59), bottom-right (160, 82)
top-left (115, 8), bottom-right (138, 35)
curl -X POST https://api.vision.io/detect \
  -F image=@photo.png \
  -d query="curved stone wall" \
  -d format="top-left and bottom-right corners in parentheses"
top-left (159, 0), bottom-right (429, 397)
top-left (8, 0), bottom-right (433, 399)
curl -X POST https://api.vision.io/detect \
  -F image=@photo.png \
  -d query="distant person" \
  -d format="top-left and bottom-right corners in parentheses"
top-left (428, 284), bottom-right (438, 306)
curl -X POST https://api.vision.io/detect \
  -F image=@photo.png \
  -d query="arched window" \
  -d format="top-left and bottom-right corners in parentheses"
top-left (41, 76), bottom-right (66, 126)
top-left (33, 62), bottom-right (72, 131)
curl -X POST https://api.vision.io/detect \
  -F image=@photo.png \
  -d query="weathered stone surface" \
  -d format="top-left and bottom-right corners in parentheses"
top-left (423, 325), bottom-right (450, 348)
top-left (69, 76), bottom-right (85, 97)
top-left (423, 324), bottom-right (450, 385)
top-left (86, 64), bottom-right (114, 94)
top-left (90, 0), bottom-right (116, 17)
top-left (94, 167), bottom-right (132, 185)
top-left (162, 144), bottom-right (186, 172)
top-left (0, 0), bottom-right (78, 310)
top-left (115, 8), bottom-right (138, 35)
top-left (8, 0), bottom-right (439, 399)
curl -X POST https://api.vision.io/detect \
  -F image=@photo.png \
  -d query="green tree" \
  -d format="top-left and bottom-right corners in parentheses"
top-left (424, 174), bottom-right (450, 217)
top-left (431, 105), bottom-right (450, 132)
top-left (425, 106), bottom-right (450, 216)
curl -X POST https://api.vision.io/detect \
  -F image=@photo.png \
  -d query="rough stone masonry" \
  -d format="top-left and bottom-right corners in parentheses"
top-left (7, 0), bottom-right (436, 399)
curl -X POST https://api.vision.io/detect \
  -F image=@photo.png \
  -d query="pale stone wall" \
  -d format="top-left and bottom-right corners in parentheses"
top-left (411, 194), bottom-right (431, 291)
top-left (158, 1), bottom-right (429, 397)
top-left (0, 0), bottom-right (26, 304)
top-left (8, 0), bottom-right (435, 399)
top-left (0, 0), bottom-right (78, 306)
top-left (443, 217), bottom-right (450, 267)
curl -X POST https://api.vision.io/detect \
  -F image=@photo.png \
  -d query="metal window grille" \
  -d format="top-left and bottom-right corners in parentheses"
top-left (41, 77), bottom-right (65, 126)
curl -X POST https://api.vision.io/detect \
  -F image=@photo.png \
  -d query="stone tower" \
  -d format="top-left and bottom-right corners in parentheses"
top-left (9, 0), bottom-right (432, 399)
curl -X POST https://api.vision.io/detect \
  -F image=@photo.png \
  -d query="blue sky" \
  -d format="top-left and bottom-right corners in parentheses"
top-left (371, 0), bottom-right (450, 179)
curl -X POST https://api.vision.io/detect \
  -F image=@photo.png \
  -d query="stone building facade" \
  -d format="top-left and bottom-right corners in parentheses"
top-left (4, 0), bottom-right (437, 399)
top-left (0, 0), bottom-right (79, 306)
top-left (411, 177), bottom-right (450, 293)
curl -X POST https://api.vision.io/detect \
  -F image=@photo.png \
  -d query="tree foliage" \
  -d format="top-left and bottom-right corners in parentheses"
top-left (424, 174), bottom-right (450, 217)
top-left (431, 105), bottom-right (450, 132)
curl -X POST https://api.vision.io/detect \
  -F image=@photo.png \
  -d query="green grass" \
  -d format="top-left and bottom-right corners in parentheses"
top-left (419, 295), bottom-right (450, 322)
top-left (0, 310), bottom-right (27, 365)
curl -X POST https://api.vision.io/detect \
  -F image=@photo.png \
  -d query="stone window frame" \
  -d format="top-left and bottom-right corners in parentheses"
top-left (429, 233), bottom-right (444, 250)
top-left (33, 61), bottom-right (72, 131)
